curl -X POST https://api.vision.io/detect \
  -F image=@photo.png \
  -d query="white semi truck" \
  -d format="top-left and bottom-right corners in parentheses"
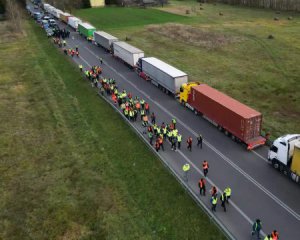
top-left (268, 134), bottom-right (300, 183)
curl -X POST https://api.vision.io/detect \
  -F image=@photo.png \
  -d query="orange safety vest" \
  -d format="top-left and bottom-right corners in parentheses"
top-left (159, 138), bottom-right (163, 144)
top-left (145, 103), bottom-right (149, 110)
top-left (199, 179), bottom-right (205, 188)
top-left (271, 232), bottom-right (278, 240)
top-left (203, 162), bottom-right (208, 170)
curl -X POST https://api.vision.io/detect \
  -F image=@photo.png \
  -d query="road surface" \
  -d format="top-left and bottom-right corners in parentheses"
top-left (29, 4), bottom-right (300, 239)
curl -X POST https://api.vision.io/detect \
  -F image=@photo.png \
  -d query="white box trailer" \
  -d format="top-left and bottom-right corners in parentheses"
top-left (113, 41), bottom-right (144, 68)
top-left (68, 17), bottom-right (82, 30)
top-left (47, 6), bottom-right (55, 14)
top-left (43, 3), bottom-right (50, 10)
top-left (52, 9), bottom-right (63, 19)
top-left (140, 57), bottom-right (188, 95)
top-left (94, 31), bottom-right (118, 51)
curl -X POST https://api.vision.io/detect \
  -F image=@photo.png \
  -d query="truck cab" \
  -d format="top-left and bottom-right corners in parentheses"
top-left (268, 134), bottom-right (300, 182)
top-left (179, 82), bottom-right (200, 104)
top-left (268, 134), bottom-right (300, 166)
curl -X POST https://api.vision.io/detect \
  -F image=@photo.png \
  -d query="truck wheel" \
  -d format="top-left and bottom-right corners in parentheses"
top-left (224, 130), bottom-right (229, 136)
top-left (231, 135), bottom-right (236, 141)
top-left (218, 126), bottom-right (223, 132)
top-left (181, 101), bottom-right (186, 107)
top-left (194, 110), bottom-right (198, 115)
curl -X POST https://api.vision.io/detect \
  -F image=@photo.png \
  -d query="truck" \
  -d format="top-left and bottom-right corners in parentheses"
top-left (112, 41), bottom-right (144, 68)
top-left (179, 83), bottom-right (266, 150)
top-left (94, 31), bottom-right (118, 52)
top-left (268, 134), bottom-right (300, 183)
top-left (78, 22), bottom-right (96, 40)
top-left (138, 57), bottom-right (188, 95)
top-left (68, 17), bottom-right (82, 30)
top-left (52, 9), bottom-right (63, 19)
top-left (60, 12), bottom-right (71, 24)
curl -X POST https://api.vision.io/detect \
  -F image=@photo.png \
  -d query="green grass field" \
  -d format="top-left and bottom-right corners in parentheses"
top-left (0, 20), bottom-right (225, 239)
top-left (75, 1), bottom-right (300, 138)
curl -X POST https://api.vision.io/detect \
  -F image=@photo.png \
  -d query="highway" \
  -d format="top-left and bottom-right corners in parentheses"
top-left (30, 4), bottom-right (300, 239)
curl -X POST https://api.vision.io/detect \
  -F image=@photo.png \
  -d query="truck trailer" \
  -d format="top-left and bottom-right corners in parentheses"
top-left (78, 22), bottom-right (96, 39)
top-left (180, 83), bottom-right (266, 149)
top-left (139, 57), bottom-right (188, 95)
top-left (94, 31), bottom-right (118, 52)
top-left (268, 134), bottom-right (300, 183)
top-left (52, 9), bottom-right (63, 19)
top-left (68, 17), bottom-right (82, 30)
top-left (60, 12), bottom-right (71, 24)
top-left (112, 41), bottom-right (144, 68)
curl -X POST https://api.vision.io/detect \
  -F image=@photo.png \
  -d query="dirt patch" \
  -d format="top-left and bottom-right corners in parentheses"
top-left (146, 23), bottom-right (242, 49)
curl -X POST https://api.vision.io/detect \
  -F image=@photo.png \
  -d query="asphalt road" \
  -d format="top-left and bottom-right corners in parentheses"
top-left (29, 4), bottom-right (300, 239)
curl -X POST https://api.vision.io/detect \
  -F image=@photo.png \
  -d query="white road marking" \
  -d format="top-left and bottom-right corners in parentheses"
top-left (251, 150), bottom-right (268, 163)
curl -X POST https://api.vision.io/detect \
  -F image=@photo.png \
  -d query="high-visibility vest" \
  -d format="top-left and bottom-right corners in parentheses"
top-left (157, 128), bottom-right (161, 134)
top-left (159, 138), bottom-right (163, 144)
top-left (220, 194), bottom-right (225, 201)
top-left (199, 180), bottom-right (205, 188)
top-left (225, 187), bottom-right (231, 197)
top-left (203, 162), bottom-right (208, 169)
top-left (148, 132), bottom-right (153, 138)
top-left (167, 131), bottom-right (172, 138)
top-left (212, 197), bottom-right (217, 205)
top-left (271, 232), bottom-right (279, 240)
top-left (177, 135), bottom-right (182, 142)
top-left (140, 109), bottom-right (145, 115)
top-left (163, 128), bottom-right (167, 134)
top-left (183, 164), bottom-right (190, 172)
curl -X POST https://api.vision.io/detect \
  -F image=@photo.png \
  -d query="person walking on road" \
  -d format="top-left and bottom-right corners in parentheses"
top-left (202, 160), bottom-right (209, 177)
top-left (224, 187), bottom-right (231, 204)
top-left (177, 134), bottom-right (182, 149)
top-left (211, 195), bottom-right (217, 212)
top-left (197, 133), bottom-right (203, 148)
top-left (151, 112), bottom-right (156, 124)
top-left (187, 136), bottom-right (192, 151)
top-left (182, 163), bottom-right (190, 182)
top-left (220, 192), bottom-right (226, 212)
top-left (148, 131), bottom-right (153, 145)
top-left (251, 219), bottom-right (262, 239)
top-left (158, 136), bottom-right (164, 151)
top-left (99, 57), bottom-right (103, 64)
top-left (79, 64), bottom-right (83, 72)
top-left (155, 139), bottom-right (160, 152)
top-left (271, 230), bottom-right (279, 240)
top-left (172, 118), bottom-right (177, 129)
top-left (198, 178), bottom-right (206, 196)
top-left (171, 136), bottom-right (177, 151)
top-left (210, 186), bottom-right (217, 197)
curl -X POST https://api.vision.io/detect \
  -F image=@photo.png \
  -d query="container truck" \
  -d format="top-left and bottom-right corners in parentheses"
top-left (179, 83), bottom-right (266, 149)
top-left (138, 57), bottom-right (188, 95)
top-left (94, 31), bottom-right (118, 52)
top-left (60, 12), bottom-right (71, 24)
top-left (268, 134), bottom-right (300, 183)
top-left (112, 41), bottom-right (144, 68)
top-left (68, 17), bottom-right (82, 30)
top-left (78, 22), bottom-right (96, 39)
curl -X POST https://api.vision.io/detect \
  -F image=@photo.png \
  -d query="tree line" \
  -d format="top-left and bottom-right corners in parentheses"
top-left (213, 0), bottom-right (300, 11)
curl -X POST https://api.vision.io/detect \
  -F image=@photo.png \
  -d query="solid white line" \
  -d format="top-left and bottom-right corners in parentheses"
top-left (251, 150), bottom-right (268, 163)
top-left (81, 45), bottom-right (300, 221)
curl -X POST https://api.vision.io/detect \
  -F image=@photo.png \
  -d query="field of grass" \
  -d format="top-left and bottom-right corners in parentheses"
top-left (75, 0), bottom-right (300, 138)
top-left (0, 19), bottom-right (225, 239)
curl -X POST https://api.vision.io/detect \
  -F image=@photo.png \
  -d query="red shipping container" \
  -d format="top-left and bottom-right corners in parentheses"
top-left (188, 84), bottom-right (265, 149)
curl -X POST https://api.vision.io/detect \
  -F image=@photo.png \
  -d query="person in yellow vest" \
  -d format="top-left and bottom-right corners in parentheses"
top-left (211, 195), bottom-right (217, 212)
top-left (182, 163), bottom-right (190, 181)
top-left (177, 134), bottom-right (182, 149)
top-left (224, 187), bottom-right (231, 204)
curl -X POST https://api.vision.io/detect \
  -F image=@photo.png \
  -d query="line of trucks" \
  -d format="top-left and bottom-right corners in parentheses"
top-left (41, 2), bottom-right (300, 183)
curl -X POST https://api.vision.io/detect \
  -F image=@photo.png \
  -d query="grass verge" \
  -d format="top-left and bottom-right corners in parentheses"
top-left (0, 19), bottom-right (225, 239)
